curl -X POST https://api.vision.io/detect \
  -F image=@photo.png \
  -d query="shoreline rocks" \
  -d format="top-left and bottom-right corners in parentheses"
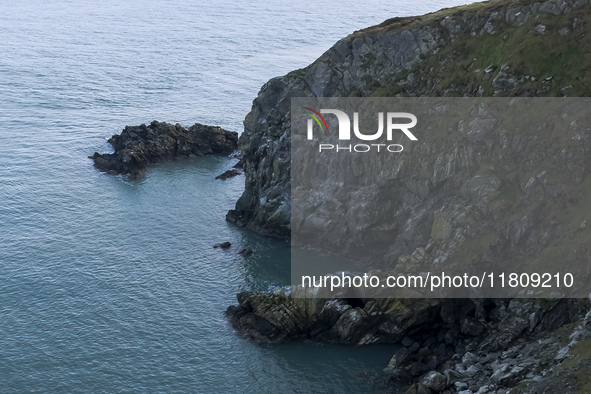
top-left (89, 120), bottom-right (238, 176)
top-left (226, 290), bottom-right (590, 392)
top-left (222, 0), bottom-right (591, 391)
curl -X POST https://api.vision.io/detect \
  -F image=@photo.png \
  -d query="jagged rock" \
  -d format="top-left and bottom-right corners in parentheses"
top-left (478, 315), bottom-right (530, 352)
top-left (425, 355), bottom-right (439, 370)
top-left (492, 64), bottom-right (520, 91)
top-left (484, 65), bottom-right (497, 73)
top-left (462, 352), bottom-right (478, 367)
top-left (405, 383), bottom-right (432, 394)
top-left (555, 345), bottom-right (570, 361)
top-left (421, 371), bottom-right (447, 392)
top-left (390, 347), bottom-right (413, 369)
top-left (435, 343), bottom-right (447, 359)
top-left (498, 365), bottom-right (527, 386)
top-left (410, 362), bottom-right (430, 377)
top-left (409, 342), bottom-right (421, 353)
top-left (215, 168), bottom-right (242, 180)
top-left (90, 121), bottom-right (237, 176)
top-left (226, 294), bottom-right (444, 344)
top-left (461, 317), bottom-right (486, 337)
top-left (226, 290), bottom-right (312, 343)
top-left (474, 385), bottom-right (496, 394)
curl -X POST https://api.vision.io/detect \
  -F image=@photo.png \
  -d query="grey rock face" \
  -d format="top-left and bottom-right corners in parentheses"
top-left (421, 370), bottom-right (447, 391)
top-left (492, 64), bottom-right (522, 91)
top-left (226, 14), bottom-right (453, 237)
top-left (226, 0), bottom-right (591, 390)
top-left (228, 0), bottom-right (588, 239)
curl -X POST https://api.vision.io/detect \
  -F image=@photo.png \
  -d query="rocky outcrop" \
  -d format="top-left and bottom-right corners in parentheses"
top-left (90, 120), bottom-right (238, 176)
top-left (215, 168), bottom-right (242, 180)
top-left (227, 290), bottom-right (447, 344)
top-left (224, 0), bottom-right (591, 391)
top-left (227, 290), bottom-right (590, 392)
top-left (227, 0), bottom-right (591, 238)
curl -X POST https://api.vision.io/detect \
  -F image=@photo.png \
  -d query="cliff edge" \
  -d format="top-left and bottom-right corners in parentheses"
top-left (227, 0), bottom-right (591, 239)
top-left (226, 0), bottom-right (591, 392)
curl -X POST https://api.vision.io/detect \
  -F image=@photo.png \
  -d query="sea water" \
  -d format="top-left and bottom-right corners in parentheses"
top-left (0, 0), bottom-right (467, 391)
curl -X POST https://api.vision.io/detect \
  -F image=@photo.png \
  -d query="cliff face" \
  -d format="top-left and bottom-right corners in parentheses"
top-left (226, 0), bottom-right (591, 391)
top-left (227, 0), bottom-right (591, 239)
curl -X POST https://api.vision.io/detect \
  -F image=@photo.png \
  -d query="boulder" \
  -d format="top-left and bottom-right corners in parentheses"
top-left (405, 383), bottom-right (432, 394)
top-left (421, 371), bottom-right (447, 392)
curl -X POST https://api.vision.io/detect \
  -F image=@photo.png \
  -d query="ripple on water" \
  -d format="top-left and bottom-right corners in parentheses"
top-left (0, 0), bottom-right (467, 391)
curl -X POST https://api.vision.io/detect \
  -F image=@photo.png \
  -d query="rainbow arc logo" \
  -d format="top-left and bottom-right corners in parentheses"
top-left (301, 105), bottom-right (417, 149)
top-left (303, 107), bottom-right (329, 133)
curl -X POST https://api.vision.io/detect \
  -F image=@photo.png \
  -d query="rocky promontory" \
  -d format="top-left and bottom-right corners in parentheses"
top-left (228, 0), bottom-right (591, 238)
top-left (90, 120), bottom-right (238, 176)
top-left (226, 0), bottom-right (591, 391)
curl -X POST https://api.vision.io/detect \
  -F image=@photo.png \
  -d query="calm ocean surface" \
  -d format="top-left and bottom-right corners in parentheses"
top-left (0, 1), bottom-right (467, 392)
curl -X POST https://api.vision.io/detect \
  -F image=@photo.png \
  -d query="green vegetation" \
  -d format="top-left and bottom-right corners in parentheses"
top-left (366, 1), bottom-right (591, 98)
top-left (557, 336), bottom-right (591, 392)
top-left (358, 0), bottom-right (491, 35)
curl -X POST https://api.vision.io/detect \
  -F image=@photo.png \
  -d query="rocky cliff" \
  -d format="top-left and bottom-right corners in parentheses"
top-left (226, 0), bottom-right (591, 392)
top-left (227, 0), bottom-right (591, 239)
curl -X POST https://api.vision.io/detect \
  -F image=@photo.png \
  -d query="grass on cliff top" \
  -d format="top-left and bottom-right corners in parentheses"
top-left (556, 335), bottom-right (591, 393)
top-left (367, 2), bottom-right (591, 98)
top-left (354, 0), bottom-right (503, 36)
top-left (355, 0), bottom-right (580, 37)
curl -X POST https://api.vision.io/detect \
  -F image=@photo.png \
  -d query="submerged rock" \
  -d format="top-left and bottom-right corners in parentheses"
top-left (89, 120), bottom-right (238, 176)
top-left (215, 168), bottom-right (242, 180)
top-left (238, 248), bottom-right (253, 257)
top-left (214, 241), bottom-right (232, 249)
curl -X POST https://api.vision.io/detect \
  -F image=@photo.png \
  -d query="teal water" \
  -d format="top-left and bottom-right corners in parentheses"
top-left (0, 0), bottom-right (467, 392)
